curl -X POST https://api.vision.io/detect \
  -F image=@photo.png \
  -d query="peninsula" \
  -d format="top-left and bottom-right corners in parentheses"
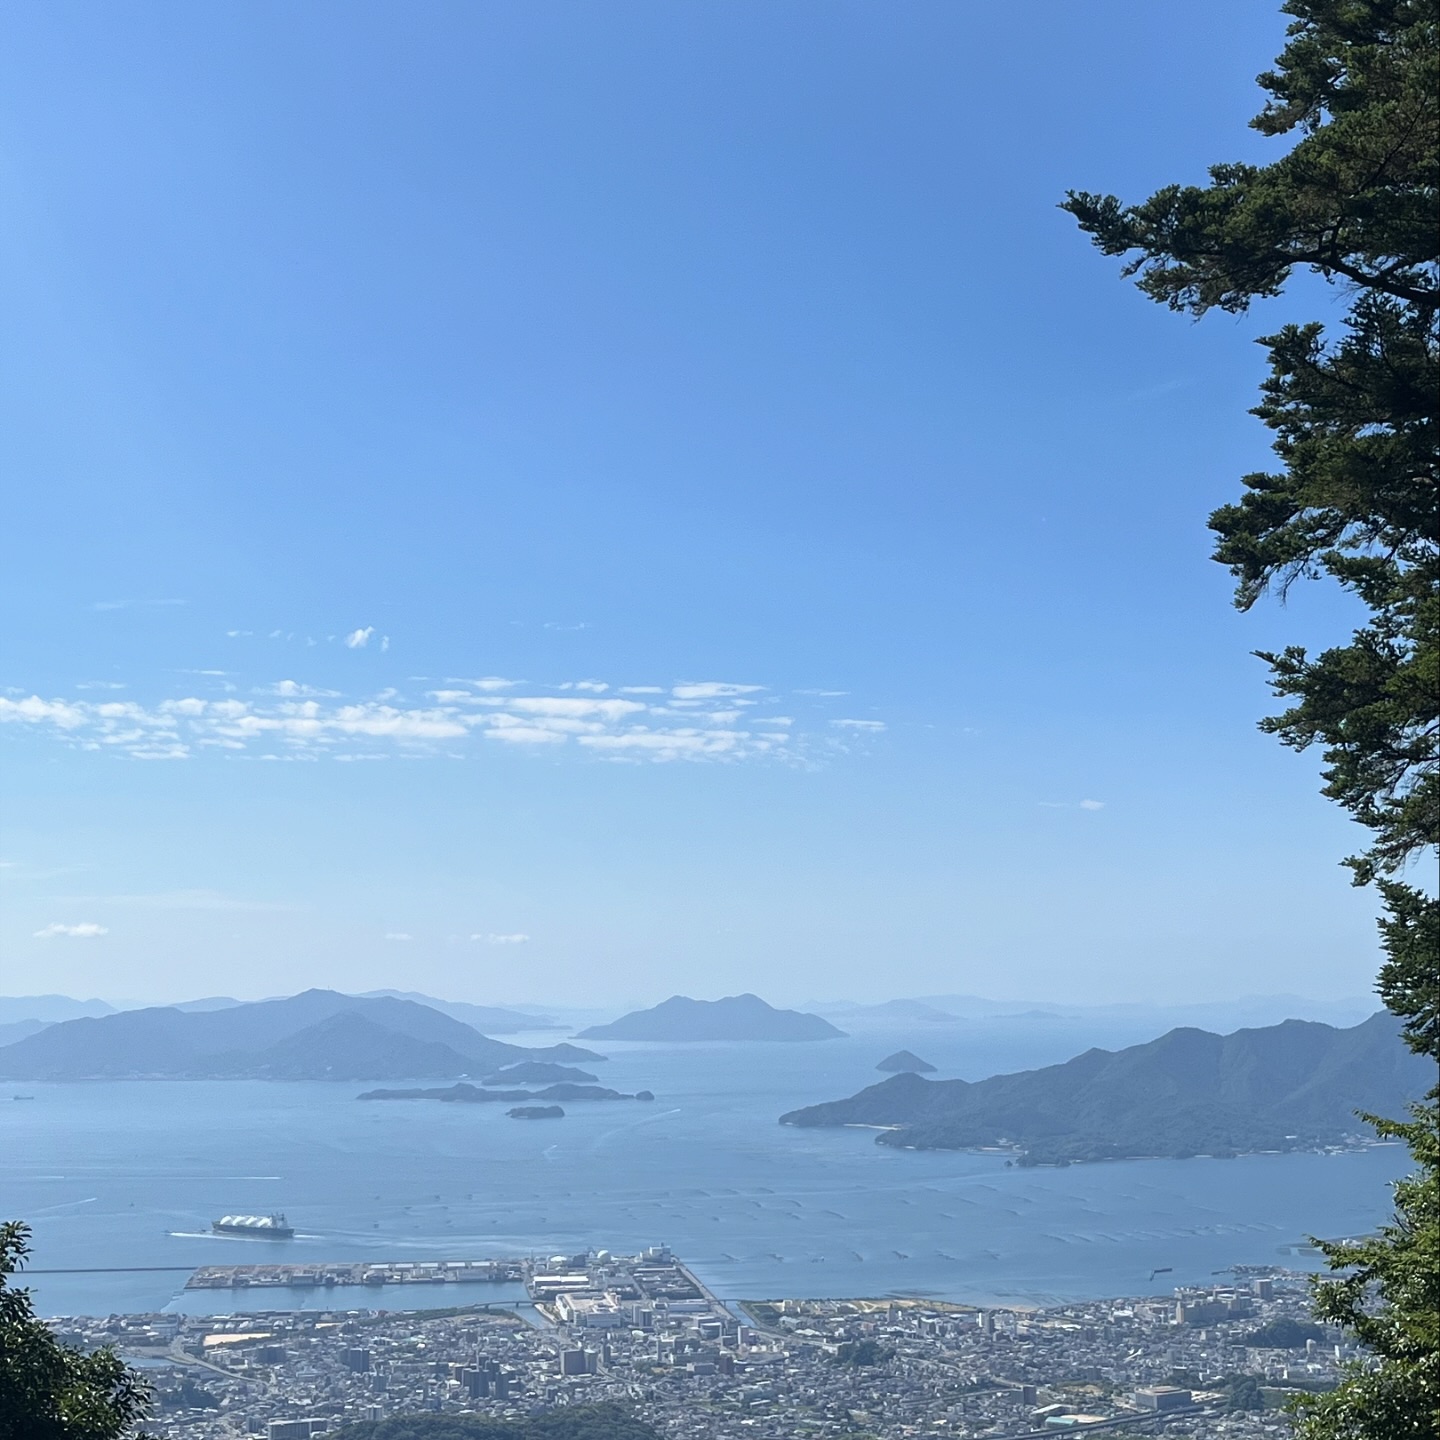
top-left (781, 1012), bottom-right (1428, 1164)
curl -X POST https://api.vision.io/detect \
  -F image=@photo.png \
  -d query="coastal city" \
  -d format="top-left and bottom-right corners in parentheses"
top-left (51, 1248), bottom-right (1346, 1438)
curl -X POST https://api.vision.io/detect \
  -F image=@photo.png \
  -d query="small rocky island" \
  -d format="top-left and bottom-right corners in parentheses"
top-left (507, 1104), bottom-right (564, 1120)
top-left (876, 1050), bottom-right (936, 1074)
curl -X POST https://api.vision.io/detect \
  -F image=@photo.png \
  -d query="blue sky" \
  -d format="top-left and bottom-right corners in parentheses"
top-left (0, 1), bottom-right (1382, 1007)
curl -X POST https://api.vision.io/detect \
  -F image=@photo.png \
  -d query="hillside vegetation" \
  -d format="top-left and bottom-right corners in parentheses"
top-left (782, 1012), bottom-right (1428, 1163)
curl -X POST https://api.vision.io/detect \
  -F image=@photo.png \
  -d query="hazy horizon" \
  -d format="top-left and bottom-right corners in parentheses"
top-left (0, 983), bottom-right (1380, 1022)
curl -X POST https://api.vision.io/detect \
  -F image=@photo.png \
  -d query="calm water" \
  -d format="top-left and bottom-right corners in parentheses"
top-left (3, 1024), bottom-right (1410, 1316)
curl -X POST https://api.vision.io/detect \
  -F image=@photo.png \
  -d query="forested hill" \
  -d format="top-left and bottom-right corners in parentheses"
top-left (780, 1011), bottom-right (1429, 1164)
top-left (0, 990), bottom-right (602, 1081)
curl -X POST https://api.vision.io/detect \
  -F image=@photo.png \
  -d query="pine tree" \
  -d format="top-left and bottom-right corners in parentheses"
top-left (1064, 3), bottom-right (1437, 1434)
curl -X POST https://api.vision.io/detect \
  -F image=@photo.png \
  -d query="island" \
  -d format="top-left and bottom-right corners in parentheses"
top-left (577, 993), bottom-right (845, 1042)
top-left (781, 1012), bottom-right (1430, 1165)
top-left (875, 1050), bottom-right (936, 1074)
top-left (507, 1104), bottom-right (565, 1120)
top-left (483, 1062), bottom-right (598, 1085)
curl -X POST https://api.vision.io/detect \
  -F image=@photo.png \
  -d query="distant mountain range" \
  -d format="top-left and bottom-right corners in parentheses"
top-left (0, 990), bottom-right (602, 1081)
top-left (357, 991), bottom-right (560, 1033)
top-left (0, 1018), bottom-right (52, 1048)
top-left (781, 1012), bottom-right (1429, 1164)
top-left (807, 993), bottom-right (1378, 1030)
top-left (577, 994), bottom-right (845, 1042)
top-left (0, 995), bottom-right (116, 1025)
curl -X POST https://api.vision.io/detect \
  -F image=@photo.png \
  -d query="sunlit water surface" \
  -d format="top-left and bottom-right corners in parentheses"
top-left (3, 1023), bottom-right (1409, 1316)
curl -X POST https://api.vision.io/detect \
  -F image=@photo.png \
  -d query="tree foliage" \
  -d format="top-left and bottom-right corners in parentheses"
top-left (0, 1222), bottom-right (151, 1440)
top-left (1064, 3), bottom-right (1437, 1436)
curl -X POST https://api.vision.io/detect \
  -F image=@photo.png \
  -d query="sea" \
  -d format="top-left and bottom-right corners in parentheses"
top-left (3, 1018), bottom-right (1410, 1318)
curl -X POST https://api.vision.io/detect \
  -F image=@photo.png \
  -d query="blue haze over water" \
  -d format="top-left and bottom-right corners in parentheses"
top-left (5, 1022), bottom-right (1408, 1317)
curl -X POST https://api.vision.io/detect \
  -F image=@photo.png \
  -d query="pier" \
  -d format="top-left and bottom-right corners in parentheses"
top-left (185, 1258), bottom-right (524, 1291)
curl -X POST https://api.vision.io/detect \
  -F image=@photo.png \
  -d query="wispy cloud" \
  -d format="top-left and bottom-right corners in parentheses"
top-left (344, 627), bottom-right (376, 649)
top-left (384, 932), bottom-right (413, 942)
top-left (34, 922), bottom-right (108, 939)
top-left (0, 675), bottom-right (872, 765)
top-left (472, 932), bottom-right (530, 945)
top-left (444, 677), bottom-right (518, 692)
top-left (1038, 799), bottom-right (1107, 811)
top-left (265, 680), bottom-right (340, 698)
top-left (671, 681), bottom-right (764, 700)
top-left (1079, 798), bottom-right (1106, 811)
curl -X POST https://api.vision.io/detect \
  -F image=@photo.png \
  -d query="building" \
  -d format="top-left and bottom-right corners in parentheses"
top-left (555, 1293), bottom-right (625, 1328)
top-left (1134, 1384), bottom-right (1193, 1411)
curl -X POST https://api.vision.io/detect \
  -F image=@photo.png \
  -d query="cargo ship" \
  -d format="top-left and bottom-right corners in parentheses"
top-left (211, 1213), bottom-right (295, 1239)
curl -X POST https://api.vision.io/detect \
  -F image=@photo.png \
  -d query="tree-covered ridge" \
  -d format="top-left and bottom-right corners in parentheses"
top-left (327, 1403), bottom-right (659, 1440)
top-left (781, 1012), bottom-right (1427, 1163)
top-left (0, 1222), bottom-right (150, 1440)
top-left (1065, 3), bottom-right (1437, 1435)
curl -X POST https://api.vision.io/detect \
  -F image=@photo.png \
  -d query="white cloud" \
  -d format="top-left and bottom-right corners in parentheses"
top-left (444, 677), bottom-right (519, 692)
top-left (506, 697), bottom-right (646, 722)
top-left (0, 675), bottom-right (874, 766)
top-left (0, 696), bottom-right (91, 729)
top-left (384, 932), bottom-right (413, 942)
top-left (472, 932), bottom-right (530, 945)
top-left (344, 627), bottom-right (375, 649)
top-left (34, 922), bottom-right (108, 939)
top-left (1079, 799), bottom-right (1106, 811)
top-left (266, 680), bottom-right (339, 698)
top-left (671, 682), bottom-right (765, 700)
top-left (483, 723), bottom-right (568, 745)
